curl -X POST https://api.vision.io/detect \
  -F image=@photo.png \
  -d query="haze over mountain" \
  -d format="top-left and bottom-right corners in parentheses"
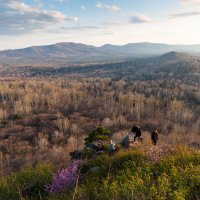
top-left (100, 43), bottom-right (200, 56)
top-left (1, 51), bottom-right (199, 86)
top-left (1, 42), bottom-right (200, 66)
top-left (0, 42), bottom-right (115, 66)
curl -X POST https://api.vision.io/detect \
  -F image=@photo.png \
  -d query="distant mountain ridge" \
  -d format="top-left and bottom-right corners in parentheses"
top-left (0, 42), bottom-right (200, 65)
top-left (0, 42), bottom-right (104, 58)
top-left (100, 42), bottom-right (200, 56)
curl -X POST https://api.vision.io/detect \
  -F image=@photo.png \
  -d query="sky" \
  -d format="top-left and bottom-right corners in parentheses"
top-left (1, 0), bottom-right (200, 50)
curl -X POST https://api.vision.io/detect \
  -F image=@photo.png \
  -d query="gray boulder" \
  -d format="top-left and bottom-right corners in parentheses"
top-left (120, 134), bottom-right (135, 148)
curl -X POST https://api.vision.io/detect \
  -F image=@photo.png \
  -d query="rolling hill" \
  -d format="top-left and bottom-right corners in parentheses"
top-left (1, 42), bottom-right (200, 66)
top-left (100, 42), bottom-right (200, 56)
top-left (0, 42), bottom-right (117, 65)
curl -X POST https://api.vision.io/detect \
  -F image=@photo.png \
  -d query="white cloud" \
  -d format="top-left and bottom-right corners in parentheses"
top-left (170, 11), bottom-right (200, 19)
top-left (130, 14), bottom-right (153, 23)
top-left (0, 0), bottom-right (78, 35)
top-left (181, 0), bottom-right (200, 4)
top-left (103, 21), bottom-right (124, 26)
top-left (1, 14), bottom-right (200, 51)
top-left (81, 6), bottom-right (86, 10)
top-left (130, 11), bottom-right (200, 25)
top-left (95, 2), bottom-right (121, 12)
top-left (96, 2), bottom-right (103, 8)
top-left (60, 25), bottom-right (100, 31)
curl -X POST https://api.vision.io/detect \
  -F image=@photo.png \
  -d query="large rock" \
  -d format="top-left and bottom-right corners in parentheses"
top-left (120, 134), bottom-right (135, 148)
top-left (70, 150), bottom-right (84, 160)
top-left (85, 143), bottom-right (99, 151)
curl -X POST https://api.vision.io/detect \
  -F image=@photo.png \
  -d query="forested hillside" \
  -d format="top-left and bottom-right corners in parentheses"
top-left (0, 77), bottom-right (199, 175)
top-left (1, 52), bottom-right (200, 85)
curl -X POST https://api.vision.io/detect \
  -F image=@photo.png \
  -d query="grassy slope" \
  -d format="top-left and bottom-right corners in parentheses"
top-left (0, 143), bottom-right (200, 200)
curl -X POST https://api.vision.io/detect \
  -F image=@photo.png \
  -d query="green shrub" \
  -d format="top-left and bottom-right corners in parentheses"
top-left (84, 126), bottom-right (111, 145)
top-left (0, 163), bottom-right (52, 200)
top-left (13, 114), bottom-right (23, 120)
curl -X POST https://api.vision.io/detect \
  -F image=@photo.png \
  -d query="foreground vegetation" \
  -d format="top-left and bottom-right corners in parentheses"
top-left (0, 144), bottom-right (199, 200)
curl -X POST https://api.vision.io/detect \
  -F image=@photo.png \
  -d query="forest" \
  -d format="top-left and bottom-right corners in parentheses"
top-left (0, 77), bottom-right (199, 175)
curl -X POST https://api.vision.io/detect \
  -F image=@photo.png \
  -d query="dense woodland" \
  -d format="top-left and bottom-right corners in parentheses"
top-left (0, 77), bottom-right (199, 175)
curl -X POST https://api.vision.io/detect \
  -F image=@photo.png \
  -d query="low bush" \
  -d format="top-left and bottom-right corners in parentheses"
top-left (0, 163), bottom-right (52, 200)
top-left (0, 145), bottom-right (199, 200)
top-left (67, 145), bottom-right (200, 200)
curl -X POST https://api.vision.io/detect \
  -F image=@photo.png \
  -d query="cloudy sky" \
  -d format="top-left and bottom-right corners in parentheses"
top-left (0, 0), bottom-right (200, 50)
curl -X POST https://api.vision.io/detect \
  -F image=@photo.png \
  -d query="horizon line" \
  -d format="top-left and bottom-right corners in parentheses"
top-left (1, 41), bottom-right (200, 51)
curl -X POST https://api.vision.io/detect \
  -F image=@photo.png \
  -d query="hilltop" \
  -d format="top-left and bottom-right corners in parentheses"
top-left (1, 142), bottom-right (200, 200)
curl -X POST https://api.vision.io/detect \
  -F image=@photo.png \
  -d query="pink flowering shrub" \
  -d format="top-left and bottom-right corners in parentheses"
top-left (46, 160), bottom-right (86, 195)
top-left (147, 144), bottom-right (174, 163)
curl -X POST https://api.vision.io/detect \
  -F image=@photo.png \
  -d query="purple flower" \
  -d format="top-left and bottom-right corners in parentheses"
top-left (46, 160), bottom-right (86, 195)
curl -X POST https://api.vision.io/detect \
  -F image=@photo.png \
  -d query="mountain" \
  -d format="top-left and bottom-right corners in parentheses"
top-left (1, 42), bottom-right (200, 66)
top-left (0, 42), bottom-right (103, 58)
top-left (146, 51), bottom-right (200, 74)
top-left (0, 42), bottom-right (117, 65)
top-left (157, 51), bottom-right (192, 61)
top-left (99, 42), bottom-right (200, 56)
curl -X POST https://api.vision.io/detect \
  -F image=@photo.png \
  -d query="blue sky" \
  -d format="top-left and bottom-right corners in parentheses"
top-left (0, 0), bottom-right (200, 50)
